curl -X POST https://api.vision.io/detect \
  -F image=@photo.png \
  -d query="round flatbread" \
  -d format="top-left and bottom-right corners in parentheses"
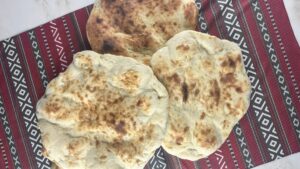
top-left (86, 0), bottom-right (198, 65)
top-left (151, 30), bottom-right (251, 160)
top-left (37, 51), bottom-right (169, 169)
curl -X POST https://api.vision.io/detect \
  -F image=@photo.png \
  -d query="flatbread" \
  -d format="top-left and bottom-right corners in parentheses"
top-left (37, 51), bottom-right (169, 169)
top-left (150, 30), bottom-right (251, 160)
top-left (86, 0), bottom-right (198, 65)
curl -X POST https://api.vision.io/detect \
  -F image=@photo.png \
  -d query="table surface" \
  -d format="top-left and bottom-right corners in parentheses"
top-left (283, 0), bottom-right (300, 46)
top-left (0, 0), bottom-right (94, 41)
top-left (0, 0), bottom-right (299, 169)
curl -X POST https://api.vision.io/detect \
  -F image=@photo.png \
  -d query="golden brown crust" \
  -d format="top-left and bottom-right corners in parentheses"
top-left (181, 82), bottom-right (189, 102)
top-left (86, 0), bottom-right (198, 64)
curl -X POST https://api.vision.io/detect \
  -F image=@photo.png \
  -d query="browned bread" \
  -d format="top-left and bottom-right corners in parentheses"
top-left (151, 30), bottom-right (251, 160)
top-left (86, 0), bottom-right (198, 64)
top-left (37, 51), bottom-right (169, 169)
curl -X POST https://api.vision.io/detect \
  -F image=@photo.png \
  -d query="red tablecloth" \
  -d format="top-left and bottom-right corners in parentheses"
top-left (0, 0), bottom-right (300, 168)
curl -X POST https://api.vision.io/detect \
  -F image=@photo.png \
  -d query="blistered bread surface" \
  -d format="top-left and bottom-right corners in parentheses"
top-left (86, 0), bottom-right (198, 64)
top-left (37, 51), bottom-right (169, 169)
top-left (151, 30), bottom-right (251, 160)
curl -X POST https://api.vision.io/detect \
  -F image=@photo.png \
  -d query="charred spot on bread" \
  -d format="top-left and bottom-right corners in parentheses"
top-left (115, 120), bottom-right (127, 134)
top-left (101, 39), bottom-right (115, 53)
top-left (181, 82), bottom-right (189, 102)
top-left (96, 17), bottom-right (103, 24)
top-left (209, 80), bottom-right (220, 105)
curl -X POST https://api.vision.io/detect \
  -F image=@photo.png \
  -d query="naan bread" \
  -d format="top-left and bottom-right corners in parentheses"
top-left (86, 0), bottom-right (198, 65)
top-left (151, 30), bottom-right (251, 160)
top-left (37, 51), bottom-right (169, 169)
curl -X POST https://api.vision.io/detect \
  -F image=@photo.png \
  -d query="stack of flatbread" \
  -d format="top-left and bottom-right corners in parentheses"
top-left (36, 0), bottom-right (251, 169)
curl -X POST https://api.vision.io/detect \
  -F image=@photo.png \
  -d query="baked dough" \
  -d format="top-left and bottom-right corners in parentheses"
top-left (86, 0), bottom-right (198, 64)
top-left (151, 30), bottom-right (251, 160)
top-left (37, 51), bottom-right (169, 169)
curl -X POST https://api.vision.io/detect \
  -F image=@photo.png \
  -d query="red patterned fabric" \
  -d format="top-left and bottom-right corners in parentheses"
top-left (0, 0), bottom-right (299, 169)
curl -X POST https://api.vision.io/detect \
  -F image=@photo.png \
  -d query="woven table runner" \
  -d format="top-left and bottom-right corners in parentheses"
top-left (0, 0), bottom-right (299, 168)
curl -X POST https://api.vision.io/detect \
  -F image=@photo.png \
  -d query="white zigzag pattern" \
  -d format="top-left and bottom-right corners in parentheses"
top-left (217, 0), bottom-right (284, 160)
top-left (2, 38), bottom-right (51, 169)
top-left (49, 21), bottom-right (68, 70)
top-left (215, 149), bottom-right (228, 169)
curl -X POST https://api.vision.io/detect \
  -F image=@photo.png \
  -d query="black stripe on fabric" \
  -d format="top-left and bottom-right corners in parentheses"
top-left (195, 0), bottom-right (209, 33)
top-left (0, 94), bottom-right (22, 169)
top-left (27, 30), bottom-right (49, 89)
top-left (70, 12), bottom-right (87, 51)
top-left (87, 5), bottom-right (93, 14)
top-left (233, 124), bottom-right (255, 168)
